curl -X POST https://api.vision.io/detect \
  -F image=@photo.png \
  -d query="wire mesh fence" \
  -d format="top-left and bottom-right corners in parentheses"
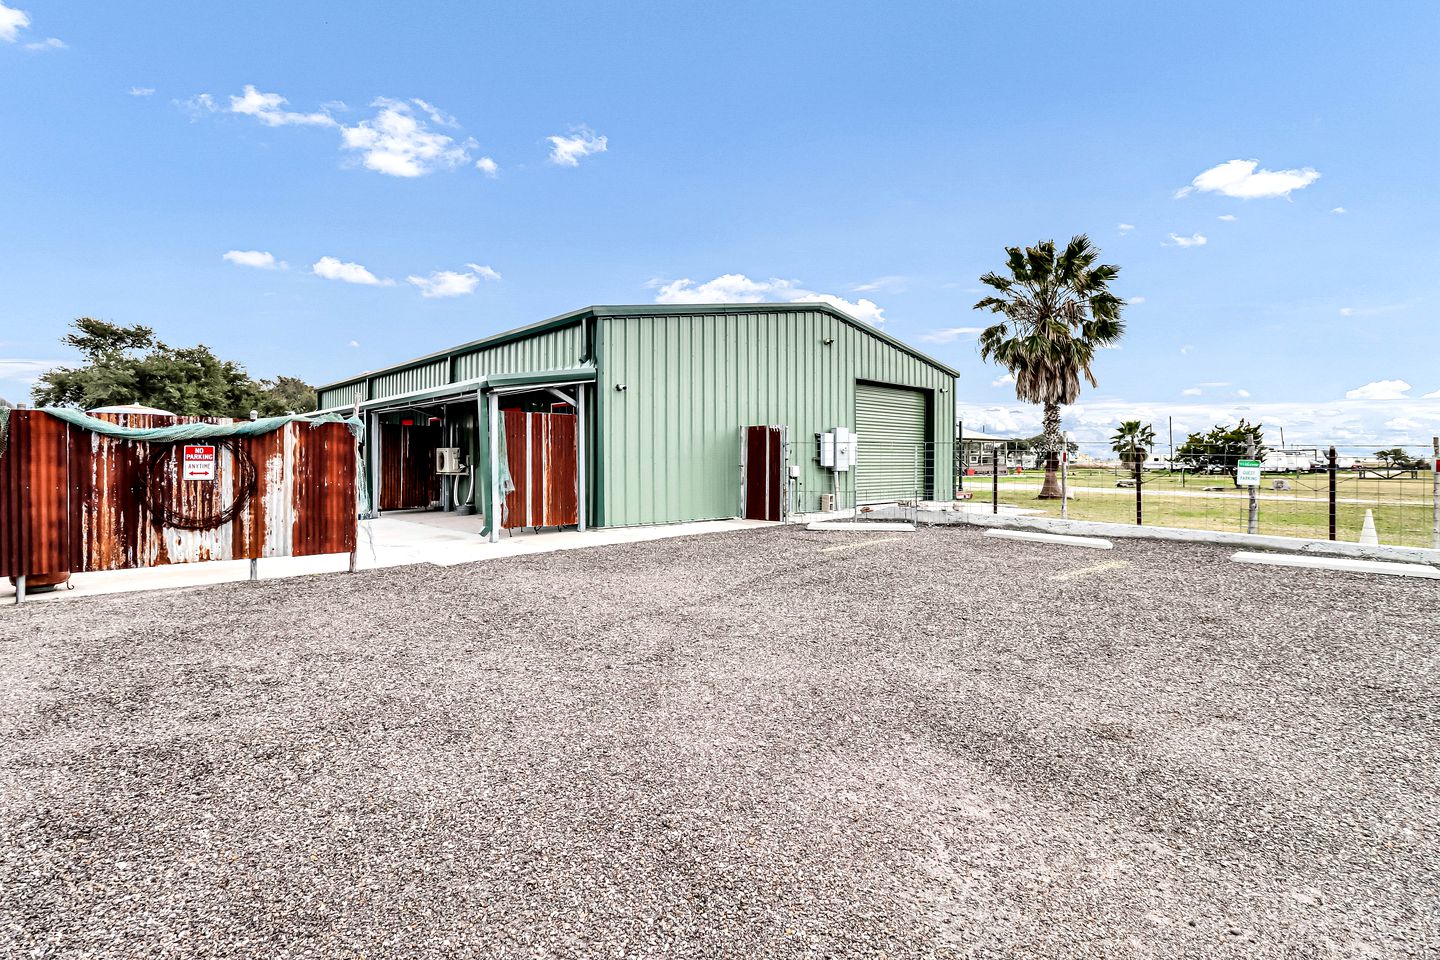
top-left (770, 430), bottom-right (1438, 548)
top-left (955, 436), bottom-right (1440, 549)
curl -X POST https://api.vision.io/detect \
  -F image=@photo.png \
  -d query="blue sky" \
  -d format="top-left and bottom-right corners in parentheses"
top-left (3, 1), bottom-right (1438, 447)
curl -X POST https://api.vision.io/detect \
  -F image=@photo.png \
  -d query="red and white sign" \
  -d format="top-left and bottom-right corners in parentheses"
top-left (182, 445), bottom-right (216, 481)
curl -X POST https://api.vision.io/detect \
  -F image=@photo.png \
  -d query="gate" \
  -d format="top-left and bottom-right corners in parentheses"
top-left (501, 409), bottom-right (578, 529)
top-left (740, 425), bottom-right (786, 521)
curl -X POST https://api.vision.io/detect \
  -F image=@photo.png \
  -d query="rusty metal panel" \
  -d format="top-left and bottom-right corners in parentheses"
top-left (501, 410), bottom-right (577, 529)
top-left (379, 423), bottom-right (440, 511)
top-left (0, 411), bottom-right (357, 578)
top-left (0, 411), bottom-right (70, 578)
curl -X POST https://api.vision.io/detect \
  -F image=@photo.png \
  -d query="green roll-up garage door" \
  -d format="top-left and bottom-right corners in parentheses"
top-left (854, 382), bottom-right (929, 502)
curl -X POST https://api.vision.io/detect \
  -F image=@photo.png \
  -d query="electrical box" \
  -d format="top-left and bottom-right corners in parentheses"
top-left (435, 447), bottom-right (466, 474)
top-left (819, 428), bottom-right (859, 472)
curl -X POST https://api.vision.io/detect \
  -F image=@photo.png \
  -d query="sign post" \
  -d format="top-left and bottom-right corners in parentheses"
top-left (1239, 453), bottom-right (1260, 534)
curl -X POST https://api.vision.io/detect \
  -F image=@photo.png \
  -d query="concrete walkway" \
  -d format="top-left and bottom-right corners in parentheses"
top-left (3, 515), bottom-right (772, 604)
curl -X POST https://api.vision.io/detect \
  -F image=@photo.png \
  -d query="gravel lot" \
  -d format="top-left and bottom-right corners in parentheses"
top-left (2, 525), bottom-right (1436, 958)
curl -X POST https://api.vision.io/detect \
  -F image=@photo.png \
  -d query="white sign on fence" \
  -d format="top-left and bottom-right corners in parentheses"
top-left (1236, 459), bottom-right (1261, 487)
top-left (182, 445), bottom-right (216, 481)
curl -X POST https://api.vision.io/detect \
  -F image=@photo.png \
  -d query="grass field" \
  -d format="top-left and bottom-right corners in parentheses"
top-left (958, 467), bottom-right (1439, 547)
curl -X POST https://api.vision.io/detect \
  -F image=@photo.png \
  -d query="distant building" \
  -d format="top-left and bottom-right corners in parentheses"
top-left (957, 428), bottom-right (1038, 471)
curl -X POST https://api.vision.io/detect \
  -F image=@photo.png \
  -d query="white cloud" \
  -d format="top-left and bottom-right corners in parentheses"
top-left (475, 156), bottom-right (498, 177)
top-left (1128, 296), bottom-right (1146, 305)
top-left (1180, 344), bottom-right (1194, 355)
top-left (1345, 379), bottom-right (1411, 400)
top-left (347, 340), bottom-right (360, 348)
top-left (223, 249), bottom-right (285, 270)
top-left (1217, 214), bottom-right (1237, 222)
top-left (852, 275), bottom-right (909, 293)
top-left (229, 84), bottom-right (337, 127)
top-left (312, 256), bottom-right (393, 287)
top-left (130, 86), bottom-right (156, 97)
top-left (24, 36), bottom-right (63, 51)
top-left (991, 373), bottom-right (1015, 387)
top-left (1235, 389), bottom-right (1251, 398)
top-left (1175, 159), bottom-right (1320, 200)
top-left (175, 93), bottom-right (218, 118)
top-left (406, 263), bottom-right (502, 298)
top-left (0, 358), bottom-right (64, 385)
top-left (919, 326), bottom-right (983, 344)
top-left (792, 293), bottom-right (886, 327)
top-left (1182, 387), bottom-right (1202, 396)
top-left (1332, 207), bottom-right (1347, 214)
top-left (1117, 223), bottom-right (1134, 234)
top-left (1166, 233), bottom-right (1207, 248)
top-left (0, 2), bottom-right (30, 42)
top-left (547, 128), bottom-right (607, 167)
top-left (341, 98), bottom-right (475, 177)
top-left (956, 397), bottom-right (1440, 446)
top-left (1425, 390), bottom-right (1440, 400)
top-left (652, 274), bottom-right (887, 326)
top-left (655, 274), bottom-right (801, 304)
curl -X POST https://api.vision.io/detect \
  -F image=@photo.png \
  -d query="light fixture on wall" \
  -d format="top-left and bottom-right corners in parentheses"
top-left (615, 383), bottom-right (628, 392)
top-left (822, 336), bottom-right (835, 346)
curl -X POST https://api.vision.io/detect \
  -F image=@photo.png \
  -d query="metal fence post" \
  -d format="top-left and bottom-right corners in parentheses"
top-left (1433, 436), bottom-right (1439, 549)
top-left (992, 444), bottom-right (999, 515)
top-left (1060, 432), bottom-right (1068, 520)
top-left (1246, 441), bottom-right (1258, 534)
top-left (1134, 453), bottom-right (1143, 526)
top-left (1328, 446), bottom-right (1338, 541)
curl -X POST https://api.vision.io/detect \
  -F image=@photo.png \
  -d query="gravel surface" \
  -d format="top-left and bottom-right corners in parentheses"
top-left (1, 525), bottom-right (1436, 958)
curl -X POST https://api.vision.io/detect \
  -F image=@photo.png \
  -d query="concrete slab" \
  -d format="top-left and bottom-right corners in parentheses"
top-left (985, 529), bottom-right (1114, 550)
top-left (3, 516), bottom-right (774, 603)
top-left (805, 521), bottom-right (915, 532)
top-left (1231, 551), bottom-right (1440, 580)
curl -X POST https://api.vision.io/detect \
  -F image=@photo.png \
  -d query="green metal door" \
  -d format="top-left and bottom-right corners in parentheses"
top-left (854, 383), bottom-right (928, 502)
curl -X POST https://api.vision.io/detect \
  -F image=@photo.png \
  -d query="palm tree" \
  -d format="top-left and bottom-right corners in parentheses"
top-left (976, 235), bottom-right (1125, 498)
top-left (1111, 420), bottom-right (1155, 469)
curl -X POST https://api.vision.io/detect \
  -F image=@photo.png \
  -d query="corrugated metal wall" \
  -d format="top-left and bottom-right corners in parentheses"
top-left (596, 309), bottom-right (954, 526)
top-left (0, 411), bottom-right (357, 578)
top-left (318, 323), bottom-right (586, 410)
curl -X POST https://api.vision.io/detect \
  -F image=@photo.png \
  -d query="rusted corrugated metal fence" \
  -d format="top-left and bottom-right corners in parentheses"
top-left (0, 410), bottom-right (357, 579)
top-left (502, 410), bottom-right (578, 529)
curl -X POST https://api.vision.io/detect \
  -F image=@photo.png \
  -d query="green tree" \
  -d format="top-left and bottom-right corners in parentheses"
top-left (1374, 448), bottom-right (1423, 470)
top-left (31, 317), bottom-right (313, 418)
top-left (975, 235), bottom-right (1125, 498)
top-left (1111, 420), bottom-right (1156, 468)
top-left (1174, 420), bottom-right (1267, 485)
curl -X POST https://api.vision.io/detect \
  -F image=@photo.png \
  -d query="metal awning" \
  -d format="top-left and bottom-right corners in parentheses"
top-left (316, 366), bottom-right (597, 415)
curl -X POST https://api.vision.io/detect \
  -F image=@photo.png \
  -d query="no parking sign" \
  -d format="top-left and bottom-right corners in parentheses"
top-left (183, 445), bottom-right (216, 481)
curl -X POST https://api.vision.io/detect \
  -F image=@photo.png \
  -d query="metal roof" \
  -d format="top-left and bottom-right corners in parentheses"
top-left (315, 302), bottom-right (960, 391)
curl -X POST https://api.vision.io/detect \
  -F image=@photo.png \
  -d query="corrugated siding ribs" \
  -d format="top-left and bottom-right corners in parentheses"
top-left (0, 410), bottom-right (357, 578)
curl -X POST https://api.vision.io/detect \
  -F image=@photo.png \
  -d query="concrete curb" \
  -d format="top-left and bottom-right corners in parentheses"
top-left (984, 529), bottom-right (1113, 550)
top-left (1231, 551), bottom-right (1440, 580)
top-left (872, 506), bottom-right (1440, 569)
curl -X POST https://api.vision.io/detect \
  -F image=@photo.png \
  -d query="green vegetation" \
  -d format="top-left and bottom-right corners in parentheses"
top-left (1110, 420), bottom-right (1154, 467)
top-left (32, 318), bottom-right (315, 418)
top-left (975, 234), bottom-right (1124, 498)
top-left (1173, 420), bottom-right (1267, 484)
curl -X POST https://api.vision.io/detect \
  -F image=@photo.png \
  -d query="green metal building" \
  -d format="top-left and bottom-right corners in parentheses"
top-left (315, 303), bottom-right (958, 538)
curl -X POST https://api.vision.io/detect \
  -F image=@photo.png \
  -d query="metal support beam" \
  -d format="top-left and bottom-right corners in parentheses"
top-left (575, 385), bottom-right (587, 532)
top-left (488, 391), bottom-right (501, 544)
top-left (14, 575), bottom-right (24, 605)
top-left (367, 410), bottom-right (383, 518)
